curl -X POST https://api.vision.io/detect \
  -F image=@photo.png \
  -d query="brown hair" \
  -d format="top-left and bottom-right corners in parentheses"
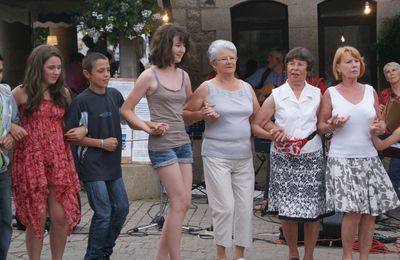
top-left (149, 24), bottom-right (191, 68)
top-left (285, 47), bottom-right (314, 73)
top-left (82, 52), bottom-right (108, 73)
top-left (22, 44), bottom-right (68, 116)
top-left (332, 46), bottom-right (365, 80)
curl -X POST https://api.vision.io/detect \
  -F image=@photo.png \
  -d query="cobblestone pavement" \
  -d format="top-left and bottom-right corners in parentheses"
top-left (8, 191), bottom-right (400, 260)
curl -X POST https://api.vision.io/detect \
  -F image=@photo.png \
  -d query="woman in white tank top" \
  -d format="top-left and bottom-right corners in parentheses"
top-left (318, 46), bottom-right (400, 260)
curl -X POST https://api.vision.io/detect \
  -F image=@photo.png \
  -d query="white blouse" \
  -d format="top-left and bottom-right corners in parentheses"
top-left (271, 81), bottom-right (322, 154)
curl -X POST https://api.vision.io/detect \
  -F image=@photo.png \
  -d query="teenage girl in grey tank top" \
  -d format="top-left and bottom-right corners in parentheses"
top-left (121, 24), bottom-right (194, 260)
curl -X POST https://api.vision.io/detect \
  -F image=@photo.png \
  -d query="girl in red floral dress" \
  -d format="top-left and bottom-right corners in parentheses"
top-left (12, 45), bottom-right (83, 260)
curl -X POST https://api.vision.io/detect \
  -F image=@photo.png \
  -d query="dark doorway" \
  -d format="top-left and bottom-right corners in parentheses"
top-left (318, 0), bottom-right (377, 87)
top-left (231, 1), bottom-right (288, 79)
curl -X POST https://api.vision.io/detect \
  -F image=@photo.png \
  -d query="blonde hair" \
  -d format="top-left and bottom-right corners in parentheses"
top-left (332, 46), bottom-right (365, 80)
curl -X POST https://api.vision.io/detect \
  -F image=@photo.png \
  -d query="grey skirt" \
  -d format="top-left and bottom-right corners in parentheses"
top-left (268, 149), bottom-right (330, 221)
top-left (326, 156), bottom-right (400, 216)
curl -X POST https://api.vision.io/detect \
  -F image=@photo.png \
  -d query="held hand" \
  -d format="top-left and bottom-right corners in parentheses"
top-left (269, 127), bottom-right (288, 143)
top-left (64, 126), bottom-right (87, 142)
top-left (369, 117), bottom-right (386, 136)
top-left (146, 121), bottom-right (169, 136)
top-left (201, 101), bottom-right (220, 121)
top-left (378, 104), bottom-right (385, 114)
top-left (10, 123), bottom-right (28, 141)
top-left (0, 134), bottom-right (14, 150)
top-left (327, 114), bottom-right (350, 130)
top-left (102, 137), bottom-right (118, 151)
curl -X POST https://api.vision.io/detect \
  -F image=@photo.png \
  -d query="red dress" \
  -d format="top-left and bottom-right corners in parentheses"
top-left (12, 100), bottom-right (80, 239)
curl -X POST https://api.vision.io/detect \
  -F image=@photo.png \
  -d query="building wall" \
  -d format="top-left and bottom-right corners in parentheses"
top-left (170, 0), bottom-right (400, 87)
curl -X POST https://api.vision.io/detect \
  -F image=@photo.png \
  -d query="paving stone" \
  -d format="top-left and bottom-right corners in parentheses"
top-left (8, 191), bottom-right (400, 260)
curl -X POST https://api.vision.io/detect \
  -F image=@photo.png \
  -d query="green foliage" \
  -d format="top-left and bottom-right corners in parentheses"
top-left (33, 28), bottom-right (49, 46)
top-left (74, 0), bottom-right (162, 41)
top-left (376, 13), bottom-right (400, 64)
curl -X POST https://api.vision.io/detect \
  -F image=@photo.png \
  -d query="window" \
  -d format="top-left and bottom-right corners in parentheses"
top-left (231, 1), bottom-right (288, 79)
top-left (318, 0), bottom-right (377, 87)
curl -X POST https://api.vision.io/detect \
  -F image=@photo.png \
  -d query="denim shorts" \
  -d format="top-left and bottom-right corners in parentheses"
top-left (148, 143), bottom-right (193, 169)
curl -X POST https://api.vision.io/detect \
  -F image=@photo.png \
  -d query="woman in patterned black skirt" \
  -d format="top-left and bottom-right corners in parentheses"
top-left (252, 47), bottom-right (329, 260)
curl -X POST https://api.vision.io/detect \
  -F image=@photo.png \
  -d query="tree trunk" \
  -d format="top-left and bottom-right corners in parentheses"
top-left (119, 35), bottom-right (140, 79)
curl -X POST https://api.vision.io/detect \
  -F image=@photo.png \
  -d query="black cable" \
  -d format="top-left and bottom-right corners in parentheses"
top-left (253, 210), bottom-right (281, 224)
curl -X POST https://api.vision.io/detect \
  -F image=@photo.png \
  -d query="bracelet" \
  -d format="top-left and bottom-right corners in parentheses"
top-left (101, 139), bottom-right (104, 149)
top-left (85, 127), bottom-right (88, 135)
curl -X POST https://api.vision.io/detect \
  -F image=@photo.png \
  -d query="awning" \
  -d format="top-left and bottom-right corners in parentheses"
top-left (0, 3), bottom-right (31, 25)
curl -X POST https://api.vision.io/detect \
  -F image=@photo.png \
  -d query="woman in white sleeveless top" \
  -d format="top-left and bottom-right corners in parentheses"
top-left (318, 46), bottom-right (400, 260)
top-left (252, 47), bottom-right (329, 260)
top-left (184, 40), bottom-right (259, 260)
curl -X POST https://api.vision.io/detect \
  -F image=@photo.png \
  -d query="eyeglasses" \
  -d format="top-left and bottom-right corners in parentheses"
top-left (215, 57), bottom-right (238, 63)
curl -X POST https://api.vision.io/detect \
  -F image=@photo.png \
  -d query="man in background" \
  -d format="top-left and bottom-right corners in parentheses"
top-left (246, 47), bottom-right (285, 104)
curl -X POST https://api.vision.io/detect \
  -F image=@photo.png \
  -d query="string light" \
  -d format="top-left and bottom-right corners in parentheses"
top-left (162, 12), bottom-right (169, 23)
top-left (364, 1), bottom-right (371, 15)
top-left (340, 27), bottom-right (345, 43)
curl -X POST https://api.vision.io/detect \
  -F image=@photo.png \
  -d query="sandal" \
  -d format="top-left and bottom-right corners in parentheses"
top-left (254, 199), bottom-right (268, 211)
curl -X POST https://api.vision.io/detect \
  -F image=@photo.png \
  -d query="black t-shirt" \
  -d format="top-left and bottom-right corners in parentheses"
top-left (65, 87), bottom-right (124, 182)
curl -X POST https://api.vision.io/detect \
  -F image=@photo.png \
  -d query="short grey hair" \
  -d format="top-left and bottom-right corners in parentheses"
top-left (207, 40), bottom-right (237, 62)
top-left (383, 62), bottom-right (400, 73)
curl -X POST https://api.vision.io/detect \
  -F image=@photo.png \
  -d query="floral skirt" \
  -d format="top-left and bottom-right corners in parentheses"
top-left (326, 156), bottom-right (400, 216)
top-left (268, 149), bottom-right (329, 221)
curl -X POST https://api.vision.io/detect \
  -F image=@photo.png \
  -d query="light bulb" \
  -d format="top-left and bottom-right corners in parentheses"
top-left (162, 13), bottom-right (169, 23)
top-left (341, 35), bottom-right (345, 42)
top-left (364, 1), bottom-right (371, 15)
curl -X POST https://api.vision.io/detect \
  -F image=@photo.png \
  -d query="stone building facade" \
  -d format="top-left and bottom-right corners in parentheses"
top-left (168, 0), bottom-right (400, 88)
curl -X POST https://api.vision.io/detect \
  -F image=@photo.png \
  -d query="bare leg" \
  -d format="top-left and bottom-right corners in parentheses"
top-left (233, 245), bottom-right (245, 259)
top-left (358, 214), bottom-right (375, 260)
top-left (281, 220), bottom-right (299, 259)
top-left (155, 163), bottom-right (192, 260)
top-left (303, 221), bottom-right (320, 260)
top-left (216, 244), bottom-right (227, 260)
top-left (26, 213), bottom-right (46, 260)
top-left (341, 213), bottom-right (361, 260)
top-left (48, 186), bottom-right (69, 260)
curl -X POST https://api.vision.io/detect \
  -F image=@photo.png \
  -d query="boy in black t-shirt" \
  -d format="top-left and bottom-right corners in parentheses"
top-left (65, 52), bottom-right (129, 260)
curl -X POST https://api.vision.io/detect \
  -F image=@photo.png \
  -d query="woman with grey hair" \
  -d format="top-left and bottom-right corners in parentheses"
top-left (252, 47), bottom-right (328, 260)
top-left (378, 61), bottom-right (400, 197)
top-left (183, 40), bottom-right (259, 260)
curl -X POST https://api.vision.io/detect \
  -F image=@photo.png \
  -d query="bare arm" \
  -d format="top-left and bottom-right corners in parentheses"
top-left (64, 87), bottom-right (72, 105)
top-left (120, 69), bottom-right (167, 135)
top-left (370, 89), bottom-right (386, 136)
top-left (317, 89), bottom-right (349, 134)
top-left (247, 83), bottom-right (260, 122)
top-left (251, 94), bottom-right (276, 140)
top-left (69, 136), bottom-right (118, 152)
top-left (12, 85), bottom-right (26, 106)
top-left (371, 128), bottom-right (400, 150)
top-left (181, 71), bottom-right (203, 125)
top-left (317, 90), bottom-right (334, 134)
top-left (183, 83), bottom-right (214, 125)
